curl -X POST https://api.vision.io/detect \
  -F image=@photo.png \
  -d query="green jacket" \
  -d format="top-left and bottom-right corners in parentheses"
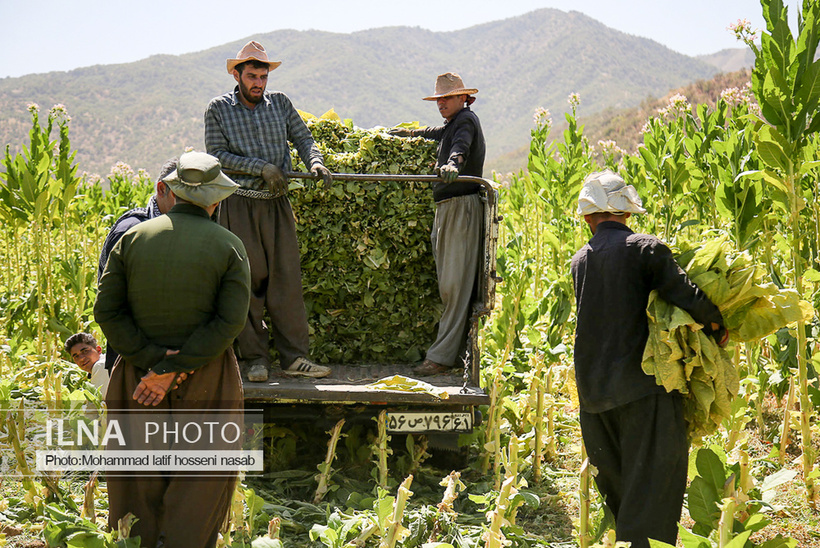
top-left (95, 203), bottom-right (251, 374)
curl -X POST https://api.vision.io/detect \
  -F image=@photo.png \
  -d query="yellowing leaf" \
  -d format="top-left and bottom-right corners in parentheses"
top-left (366, 375), bottom-right (450, 399)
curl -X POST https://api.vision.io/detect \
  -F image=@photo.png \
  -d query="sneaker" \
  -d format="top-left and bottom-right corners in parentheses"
top-left (284, 357), bottom-right (331, 378)
top-left (413, 359), bottom-right (450, 376)
top-left (246, 358), bottom-right (269, 382)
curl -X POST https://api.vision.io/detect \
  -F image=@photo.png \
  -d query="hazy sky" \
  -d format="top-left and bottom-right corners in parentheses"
top-left (0, 0), bottom-right (802, 79)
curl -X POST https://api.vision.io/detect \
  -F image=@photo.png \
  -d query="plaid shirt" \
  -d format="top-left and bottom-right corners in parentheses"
top-left (204, 87), bottom-right (323, 190)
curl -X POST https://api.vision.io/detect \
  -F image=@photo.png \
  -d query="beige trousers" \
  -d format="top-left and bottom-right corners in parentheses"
top-left (426, 194), bottom-right (483, 367)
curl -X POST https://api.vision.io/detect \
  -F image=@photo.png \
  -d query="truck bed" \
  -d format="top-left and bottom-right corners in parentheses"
top-left (242, 363), bottom-right (488, 406)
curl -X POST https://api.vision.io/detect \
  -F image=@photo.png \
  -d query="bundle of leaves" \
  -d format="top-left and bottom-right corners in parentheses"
top-left (288, 114), bottom-right (441, 364)
top-left (642, 236), bottom-right (812, 443)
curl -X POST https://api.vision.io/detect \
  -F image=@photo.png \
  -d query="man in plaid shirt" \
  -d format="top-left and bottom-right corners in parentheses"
top-left (205, 40), bottom-right (333, 382)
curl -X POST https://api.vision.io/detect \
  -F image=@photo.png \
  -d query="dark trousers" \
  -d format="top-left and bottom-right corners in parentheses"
top-left (105, 349), bottom-right (243, 548)
top-left (580, 393), bottom-right (689, 548)
top-left (219, 194), bottom-right (309, 367)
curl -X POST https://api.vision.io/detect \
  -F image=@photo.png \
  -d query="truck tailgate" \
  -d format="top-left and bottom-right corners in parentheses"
top-left (242, 363), bottom-right (488, 406)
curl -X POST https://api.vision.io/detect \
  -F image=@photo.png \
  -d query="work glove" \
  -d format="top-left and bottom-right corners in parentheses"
top-left (387, 128), bottom-right (413, 137)
top-left (715, 326), bottom-right (730, 347)
top-left (438, 163), bottom-right (459, 183)
top-left (311, 163), bottom-right (333, 190)
top-left (707, 322), bottom-right (729, 347)
top-left (262, 163), bottom-right (288, 196)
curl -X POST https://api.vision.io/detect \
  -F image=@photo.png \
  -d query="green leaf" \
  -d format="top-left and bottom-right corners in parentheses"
top-left (759, 69), bottom-right (790, 128)
top-left (804, 268), bottom-right (820, 283)
top-left (758, 536), bottom-right (798, 548)
top-left (687, 475), bottom-right (720, 528)
top-left (794, 59), bottom-right (820, 123)
top-left (676, 526), bottom-right (711, 548)
top-left (723, 530), bottom-right (753, 548)
top-left (755, 126), bottom-right (791, 171)
top-left (742, 513), bottom-right (771, 533)
top-left (65, 532), bottom-right (107, 548)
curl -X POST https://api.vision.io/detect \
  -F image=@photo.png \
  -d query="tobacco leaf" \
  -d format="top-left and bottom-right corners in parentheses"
top-left (288, 117), bottom-right (440, 364)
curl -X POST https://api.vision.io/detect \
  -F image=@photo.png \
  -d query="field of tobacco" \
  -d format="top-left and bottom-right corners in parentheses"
top-left (2, 1), bottom-right (820, 547)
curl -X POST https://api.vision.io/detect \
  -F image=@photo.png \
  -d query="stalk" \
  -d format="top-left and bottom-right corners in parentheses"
top-left (117, 513), bottom-right (138, 541)
top-left (484, 475), bottom-right (517, 548)
top-left (313, 418), bottom-right (345, 504)
top-left (380, 475), bottom-right (413, 548)
top-left (481, 364), bottom-right (504, 474)
top-left (437, 471), bottom-right (463, 514)
top-left (725, 345), bottom-right (744, 452)
top-left (7, 405), bottom-right (37, 501)
top-left (786, 164), bottom-right (817, 503)
top-left (34, 221), bottom-right (46, 354)
top-left (532, 358), bottom-right (545, 483)
top-left (267, 516), bottom-right (281, 539)
top-left (718, 498), bottom-right (737, 548)
top-left (373, 410), bottom-right (391, 489)
top-left (82, 471), bottom-right (98, 522)
top-left (407, 434), bottom-right (430, 476)
top-left (778, 375), bottom-right (795, 467)
top-left (755, 343), bottom-right (768, 438)
top-left (579, 445), bottom-right (591, 548)
top-left (429, 471), bottom-right (464, 544)
top-left (545, 365), bottom-right (556, 460)
top-left (504, 434), bottom-right (519, 482)
top-left (224, 481), bottom-right (246, 544)
top-left (491, 409), bottom-right (502, 490)
top-left (737, 450), bottom-right (752, 522)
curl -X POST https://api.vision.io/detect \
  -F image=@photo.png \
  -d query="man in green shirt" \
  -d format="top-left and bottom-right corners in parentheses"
top-left (95, 151), bottom-right (251, 548)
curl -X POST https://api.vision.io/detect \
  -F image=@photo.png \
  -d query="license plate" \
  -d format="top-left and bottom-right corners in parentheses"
top-left (386, 411), bottom-right (473, 433)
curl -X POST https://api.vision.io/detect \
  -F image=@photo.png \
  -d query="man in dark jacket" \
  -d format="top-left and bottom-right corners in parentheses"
top-left (389, 72), bottom-right (486, 375)
top-left (571, 169), bottom-right (728, 548)
top-left (97, 158), bottom-right (177, 371)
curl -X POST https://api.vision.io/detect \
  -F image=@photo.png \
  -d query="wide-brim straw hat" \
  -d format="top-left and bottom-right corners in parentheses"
top-left (226, 40), bottom-right (282, 74)
top-left (423, 72), bottom-right (478, 101)
top-left (162, 151), bottom-right (238, 208)
top-left (577, 169), bottom-right (646, 216)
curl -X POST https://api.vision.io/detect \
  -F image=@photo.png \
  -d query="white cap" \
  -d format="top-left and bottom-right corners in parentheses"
top-left (577, 169), bottom-right (646, 216)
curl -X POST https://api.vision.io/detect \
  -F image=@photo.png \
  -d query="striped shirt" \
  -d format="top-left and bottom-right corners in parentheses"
top-left (204, 87), bottom-right (323, 190)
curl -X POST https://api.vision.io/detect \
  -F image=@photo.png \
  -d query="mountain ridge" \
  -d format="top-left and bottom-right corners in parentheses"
top-left (0, 8), bottom-right (723, 178)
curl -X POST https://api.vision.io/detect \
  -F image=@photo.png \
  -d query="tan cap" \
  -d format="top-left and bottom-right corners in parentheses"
top-left (423, 72), bottom-right (478, 101)
top-left (226, 41), bottom-right (282, 74)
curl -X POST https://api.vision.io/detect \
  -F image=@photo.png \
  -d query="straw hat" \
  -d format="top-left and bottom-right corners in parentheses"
top-left (226, 41), bottom-right (282, 74)
top-left (162, 152), bottom-right (239, 208)
top-left (423, 72), bottom-right (478, 101)
top-left (577, 169), bottom-right (646, 216)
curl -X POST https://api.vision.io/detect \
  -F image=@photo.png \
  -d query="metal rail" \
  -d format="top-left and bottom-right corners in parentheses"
top-left (286, 171), bottom-right (497, 206)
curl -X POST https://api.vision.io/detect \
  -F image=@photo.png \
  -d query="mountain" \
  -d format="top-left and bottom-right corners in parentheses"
top-left (0, 9), bottom-right (722, 179)
top-left (697, 47), bottom-right (755, 72)
top-left (490, 68), bottom-right (753, 176)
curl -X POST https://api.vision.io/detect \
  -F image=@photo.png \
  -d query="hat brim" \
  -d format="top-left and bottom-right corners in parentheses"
top-left (423, 88), bottom-right (478, 101)
top-left (226, 57), bottom-right (282, 74)
top-left (164, 169), bottom-right (239, 208)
